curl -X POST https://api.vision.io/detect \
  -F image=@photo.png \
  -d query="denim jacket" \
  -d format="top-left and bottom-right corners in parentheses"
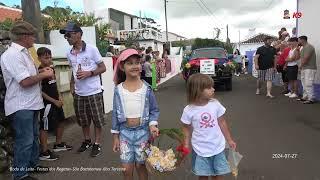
top-left (111, 81), bottom-right (160, 133)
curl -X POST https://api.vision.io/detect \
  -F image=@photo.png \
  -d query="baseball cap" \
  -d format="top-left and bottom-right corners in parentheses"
top-left (113, 48), bottom-right (142, 84)
top-left (117, 48), bottom-right (142, 62)
top-left (59, 22), bottom-right (82, 34)
top-left (11, 21), bottom-right (37, 35)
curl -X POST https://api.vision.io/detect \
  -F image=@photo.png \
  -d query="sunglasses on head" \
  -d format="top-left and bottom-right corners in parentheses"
top-left (64, 32), bottom-right (77, 39)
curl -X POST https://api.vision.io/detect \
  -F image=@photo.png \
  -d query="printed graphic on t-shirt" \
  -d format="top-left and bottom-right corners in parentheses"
top-left (81, 56), bottom-right (91, 67)
top-left (200, 112), bottom-right (215, 128)
top-left (48, 79), bottom-right (56, 84)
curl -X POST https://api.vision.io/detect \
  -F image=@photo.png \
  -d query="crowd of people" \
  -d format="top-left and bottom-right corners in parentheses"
top-left (0, 21), bottom-right (237, 180)
top-left (107, 44), bottom-right (172, 90)
top-left (254, 27), bottom-right (317, 104)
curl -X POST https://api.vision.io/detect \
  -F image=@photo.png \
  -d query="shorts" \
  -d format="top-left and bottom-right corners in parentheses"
top-left (192, 150), bottom-right (231, 176)
top-left (258, 68), bottom-right (276, 81)
top-left (119, 125), bottom-right (150, 164)
top-left (74, 93), bottom-right (105, 128)
top-left (40, 104), bottom-right (65, 131)
top-left (286, 65), bottom-right (298, 81)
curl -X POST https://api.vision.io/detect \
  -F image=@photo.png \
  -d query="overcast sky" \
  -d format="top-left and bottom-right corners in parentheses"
top-left (89, 0), bottom-right (297, 42)
top-left (1, 0), bottom-right (297, 42)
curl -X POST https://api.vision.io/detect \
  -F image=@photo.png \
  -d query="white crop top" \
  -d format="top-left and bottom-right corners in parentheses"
top-left (119, 83), bottom-right (147, 118)
top-left (287, 48), bottom-right (298, 66)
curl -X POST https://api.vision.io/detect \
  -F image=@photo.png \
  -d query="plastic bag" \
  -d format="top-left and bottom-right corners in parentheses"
top-left (225, 148), bottom-right (243, 178)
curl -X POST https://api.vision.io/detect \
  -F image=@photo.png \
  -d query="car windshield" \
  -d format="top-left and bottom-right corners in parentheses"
top-left (191, 49), bottom-right (227, 59)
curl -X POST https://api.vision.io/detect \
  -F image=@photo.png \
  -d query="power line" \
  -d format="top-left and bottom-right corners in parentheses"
top-left (198, 0), bottom-right (225, 27)
top-left (193, 0), bottom-right (222, 28)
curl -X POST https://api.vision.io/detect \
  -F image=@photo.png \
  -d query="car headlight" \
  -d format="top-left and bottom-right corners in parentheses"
top-left (185, 63), bottom-right (191, 69)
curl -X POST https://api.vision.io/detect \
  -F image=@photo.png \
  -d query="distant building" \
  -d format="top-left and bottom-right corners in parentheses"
top-left (235, 33), bottom-right (277, 55)
top-left (0, 5), bottom-right (22, 21)
top-left (163, 31), bottom-right (187, 42)
top-left (0, 5), bottom-right (49, 22)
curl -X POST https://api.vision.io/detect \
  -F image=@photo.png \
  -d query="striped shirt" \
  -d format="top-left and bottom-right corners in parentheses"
top-left (0, 42), bottom-right (43, 116)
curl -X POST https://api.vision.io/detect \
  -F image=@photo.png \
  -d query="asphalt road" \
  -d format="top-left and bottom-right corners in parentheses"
top-left (2, 74), bottom-right (320, 180)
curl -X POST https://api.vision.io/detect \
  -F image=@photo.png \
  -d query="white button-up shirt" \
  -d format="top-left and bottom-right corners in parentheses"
top-left (0, 42), bottom-right (43, 116)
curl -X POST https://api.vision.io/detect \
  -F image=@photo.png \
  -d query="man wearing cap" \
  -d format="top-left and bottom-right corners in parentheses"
top-left (0, 21), bottom-right (53, 180)
top-left (60, 22), bottom-right (106, 157)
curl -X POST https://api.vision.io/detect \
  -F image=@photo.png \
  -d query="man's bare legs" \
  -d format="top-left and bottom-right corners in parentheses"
top-left (256, 79), bottom-right (262, 94)
top-left (266, 80), bottom-right (274, 97)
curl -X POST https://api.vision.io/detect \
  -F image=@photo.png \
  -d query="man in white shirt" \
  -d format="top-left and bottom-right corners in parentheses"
top-left (0, 21), bottom-right (53, 180)
top-left (60, 22), bottom-right (106, 157)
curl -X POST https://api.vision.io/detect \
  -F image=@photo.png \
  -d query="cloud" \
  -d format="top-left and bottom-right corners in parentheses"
top-left (86, 0), bottom-right (296, 42)
top-left (165, 0), bottom-right (284, 18)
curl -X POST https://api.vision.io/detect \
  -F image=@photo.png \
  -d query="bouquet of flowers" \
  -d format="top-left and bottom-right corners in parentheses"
top-left (144, 128), bottom-right (190, 175)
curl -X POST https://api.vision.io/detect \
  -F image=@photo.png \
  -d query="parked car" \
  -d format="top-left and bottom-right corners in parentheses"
top-left (182, 47), bottom-right (233, 91)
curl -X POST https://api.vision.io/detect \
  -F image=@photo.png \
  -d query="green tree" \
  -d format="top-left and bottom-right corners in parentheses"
top-left (192, 38), bottom-right (234, 53)
top-left (0, 18), bottom-right (15, 31)
top-left (41, 6), bottom-right (101, 31)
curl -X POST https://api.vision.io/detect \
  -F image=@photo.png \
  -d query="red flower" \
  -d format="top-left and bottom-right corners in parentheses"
top-left (176, 145), bottom-right (190, 156)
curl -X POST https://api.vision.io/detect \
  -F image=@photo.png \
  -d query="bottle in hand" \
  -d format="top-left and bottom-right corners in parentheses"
top-left (77, 64), bottom-right (82, 79)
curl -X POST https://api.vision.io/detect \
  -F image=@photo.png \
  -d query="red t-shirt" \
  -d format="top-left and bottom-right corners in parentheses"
top-left (277, 47), bottom-right (290, 66)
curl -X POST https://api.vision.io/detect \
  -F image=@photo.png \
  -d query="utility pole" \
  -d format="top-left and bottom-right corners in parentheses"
top-left (238, 30), bottom-right (241, 51)
top-left (21, 0), bottom-right (45, 43)
top-left (139, 10), bottom-right (142, 29)
top-left (226, 24), bottom-right (230, 44)
top-left (164, 0), bottom-right (168, 42)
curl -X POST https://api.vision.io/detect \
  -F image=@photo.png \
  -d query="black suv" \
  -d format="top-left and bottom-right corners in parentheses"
top-left (182, 47), bottom-right (233, 91)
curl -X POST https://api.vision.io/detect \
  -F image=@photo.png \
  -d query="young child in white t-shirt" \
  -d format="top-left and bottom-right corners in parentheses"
top-left (180, 73), bottom-right (236, 179)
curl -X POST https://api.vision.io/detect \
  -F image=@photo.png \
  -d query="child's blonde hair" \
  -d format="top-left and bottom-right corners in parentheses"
top-left (187, 73), bottom-right (214, 104)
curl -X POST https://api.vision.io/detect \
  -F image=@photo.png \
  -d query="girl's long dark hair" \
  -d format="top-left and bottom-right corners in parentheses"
top-left (115, 62), bottom-right (126, 85)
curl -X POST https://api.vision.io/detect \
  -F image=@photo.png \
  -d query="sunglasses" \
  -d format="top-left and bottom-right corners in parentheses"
top-left (64, 32), bottom-right (77, 39)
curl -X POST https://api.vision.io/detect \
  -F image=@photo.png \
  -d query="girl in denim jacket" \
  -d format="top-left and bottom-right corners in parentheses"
top-left (112, 48), bottom-right (160, 180)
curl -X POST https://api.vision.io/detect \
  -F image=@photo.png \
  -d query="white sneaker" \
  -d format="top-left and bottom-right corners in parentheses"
top-left (284, 92), bottom-right (292, 97)
top-left (289, 93), bottom-right (298, 98)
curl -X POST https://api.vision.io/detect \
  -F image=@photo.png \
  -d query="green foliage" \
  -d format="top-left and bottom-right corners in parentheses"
top-left (96, 23), bottom-right (112, 56)
top-left (41, 6), bottom-right (101, 31)
top-left (159, 128), bottom-right (184, 143)
top-left (0, 18), bottom-right (15, 31)
top-left (192, 38), bottom-right (234, 53)
top-left (96, 40), bottom-right (109, 57)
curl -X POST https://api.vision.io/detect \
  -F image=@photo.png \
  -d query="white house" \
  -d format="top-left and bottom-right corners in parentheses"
top-left (162, 31), bottom-right (187, 42)
top-left (235, 33), bottom-right (277, 55)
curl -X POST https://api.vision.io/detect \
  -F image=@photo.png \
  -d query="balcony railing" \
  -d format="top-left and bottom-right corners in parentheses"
top-left (117, 28), bottom-right (164, 42)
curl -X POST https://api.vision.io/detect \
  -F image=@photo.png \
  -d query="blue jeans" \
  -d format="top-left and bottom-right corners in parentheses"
top-left (10, 110), bottom-right (40, 180)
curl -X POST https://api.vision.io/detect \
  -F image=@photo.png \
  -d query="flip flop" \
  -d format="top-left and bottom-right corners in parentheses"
top-left (266, 95), bottom-right (275, 98)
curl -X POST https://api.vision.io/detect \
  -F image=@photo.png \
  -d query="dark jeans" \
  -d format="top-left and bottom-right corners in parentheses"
top-left (10, 110), bottom-right (40, 179)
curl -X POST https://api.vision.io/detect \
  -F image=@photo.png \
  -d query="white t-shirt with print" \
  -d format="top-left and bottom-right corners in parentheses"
top-left (67, 43), bottom-right (103, 96)
top-left (180, 100), bottom-right (226, 157)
